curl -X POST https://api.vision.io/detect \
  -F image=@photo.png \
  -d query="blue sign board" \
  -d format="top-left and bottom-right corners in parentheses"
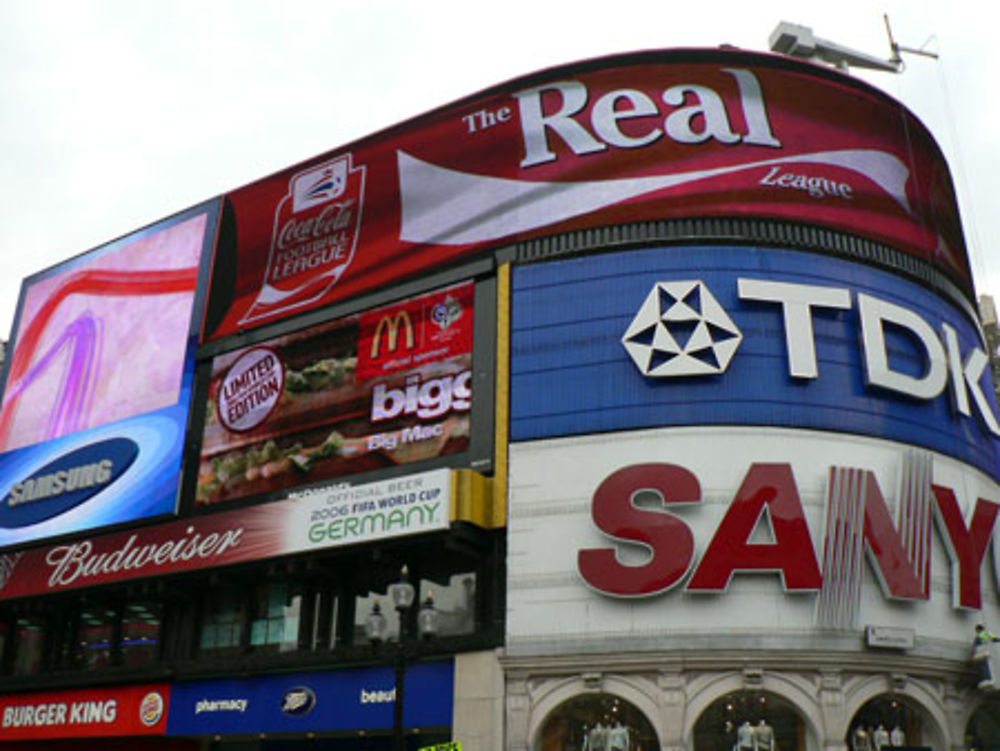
top-left (167, 661), bottom-right (454, 736)
top-left (510, 245), bottom-right (1000, 478)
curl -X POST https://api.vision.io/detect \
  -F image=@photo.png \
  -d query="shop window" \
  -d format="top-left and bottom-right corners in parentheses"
top-left (694, 690), bottom-right (813, 751)
top-left (76, 606), bottom-right (117, 670)
top-left (249, 580), bottom-right (304, 653)
top-left (121, 601), bottom-right (163, 667)
top-left (847, 696), bottom-right (927, 751)
top-left (354, 587), bottom-right (400, 645)
top-left (309, 589), bottom-right (340, 651)
top-left (12, 615), bottom-right (45, 675)
top-left (419, 572), bottom-right (475, 637)
top-left (966, 699), bottom-right (1000, 751)
top-left (200, 588), bottom-right (247, 655)
top-left (537, 693), bottom-right (658, 751)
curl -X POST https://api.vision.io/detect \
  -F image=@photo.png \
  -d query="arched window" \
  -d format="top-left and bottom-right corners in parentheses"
top-left (693, 690), bottom-right (813, 751)
top-left (846, 696), bottom-right (926, 751)
top-left (537, 693), bottom-right (659, 751)
top-left (965, 699), bottom-right (1000, 751)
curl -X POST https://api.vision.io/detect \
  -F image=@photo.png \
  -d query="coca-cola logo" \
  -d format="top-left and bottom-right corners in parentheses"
top-left (240, 154), bottom-right (367, 327)
top-left (276, 201), bottom-right (355, 250)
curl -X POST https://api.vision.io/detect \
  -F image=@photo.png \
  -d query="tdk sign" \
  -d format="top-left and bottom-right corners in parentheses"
top-left (509, 246), bottom-right (1000, 477)
top-left (622, 277), bottom-right (999, 436)
top-left (622, 280), bottom-right (743, 376)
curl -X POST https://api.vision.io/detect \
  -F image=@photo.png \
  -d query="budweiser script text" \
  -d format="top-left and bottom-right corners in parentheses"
top-left (42, 526), bottom-right (244, 588)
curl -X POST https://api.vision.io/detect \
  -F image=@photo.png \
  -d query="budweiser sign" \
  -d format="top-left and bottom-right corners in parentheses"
top-left (0, 469), bottom-right (450, 600)
top-left (43, 526), bottom-right (244, 588)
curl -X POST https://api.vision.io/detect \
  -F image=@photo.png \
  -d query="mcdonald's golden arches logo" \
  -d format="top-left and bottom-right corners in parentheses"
top-left (370, 311), bottom-right (415, 359)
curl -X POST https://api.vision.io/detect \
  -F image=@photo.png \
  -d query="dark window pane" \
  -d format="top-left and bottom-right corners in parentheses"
top-left (121, 601), bottom-right (163, 667)
top-left (13, 616), bottom-right (45, 675)
top-left (249, 580), bottom-right (303, 653)
top-left (76, 607), bottom-right (117, 671)
top-left (200, 588), bottom-right (246, 655)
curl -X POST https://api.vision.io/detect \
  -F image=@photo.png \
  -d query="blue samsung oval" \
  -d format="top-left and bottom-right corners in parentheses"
top-left (1, 438), bottom-right (139, 528)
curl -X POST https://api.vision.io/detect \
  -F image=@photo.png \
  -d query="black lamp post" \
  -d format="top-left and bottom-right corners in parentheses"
top-left (364, 565), bottom-right (439, 751)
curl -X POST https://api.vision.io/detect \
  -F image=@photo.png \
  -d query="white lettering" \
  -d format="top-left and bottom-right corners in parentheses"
top-left (738, 279), bottom-right (852, 378)
top-left (45, 527), bottom-right (244, 588)
top-left (360, 688), bottom-right (396, 704)
top-left (723, 68), bottom-right (782, 147)
top-left (591, 89), bottom-right (662, 149)
top-left (859, 293), bottom-right (948, 400)
top-left (662, 83), bottom-right (740, 144)
top-left (371, 370), bottom-right (472, 422)
top-left (515, 80), bottom-right (606, 167)
top-left (515, 69), bottom-right (780, 168)
top-left (7, 459), bottom-right (115, 507)
top-left (734, 278), bottom-right (1000, 431)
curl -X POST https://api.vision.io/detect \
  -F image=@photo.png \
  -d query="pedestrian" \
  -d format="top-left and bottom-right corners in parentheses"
top-left (972, 623), bottom-right (999, 689)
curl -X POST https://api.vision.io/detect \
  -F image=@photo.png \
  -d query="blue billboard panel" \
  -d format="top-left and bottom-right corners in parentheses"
top-left (0, 202), bottom-right (219, 548)
top-left (167, 661), bottom-right (453, 736)
top-left (510, 245), bottom-right (1000, 478)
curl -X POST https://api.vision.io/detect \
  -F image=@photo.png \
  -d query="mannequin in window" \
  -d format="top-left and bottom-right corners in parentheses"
top-left (755, 719), bottom-right (774, 751)
top-left (736, 720), bottom-right (756, 751)
top-left (890, 726), bottom-right (905, 747)
top-left (872, 724), bottom-right (890, 751)
top-left (585, 721), bottom-right (608, 751)
top-left (852, 725), bottom-right (871, 751)
top-left (608, 721), bottom-right (630, 751)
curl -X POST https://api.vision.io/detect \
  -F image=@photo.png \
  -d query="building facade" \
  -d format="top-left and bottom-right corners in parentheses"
top-left (0, 47), bottom-right (998, 751)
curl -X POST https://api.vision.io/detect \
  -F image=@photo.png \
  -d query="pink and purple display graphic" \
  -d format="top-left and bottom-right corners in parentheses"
top-left (0, 215), bottom-right (208, 452)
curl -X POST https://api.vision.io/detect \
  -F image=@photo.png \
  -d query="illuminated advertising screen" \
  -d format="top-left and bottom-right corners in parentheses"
top-left (206, 49), bottom-right (970, 340)
top-left (0, 203), bottom-right (219, 548)
top-left (197, 282), bottom-right (472, 505)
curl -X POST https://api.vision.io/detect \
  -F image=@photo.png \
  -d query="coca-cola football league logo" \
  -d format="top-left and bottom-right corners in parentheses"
top-left (241, 153), bottom-right (366, 325)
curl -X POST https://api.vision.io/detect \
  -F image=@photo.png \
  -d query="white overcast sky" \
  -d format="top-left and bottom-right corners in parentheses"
top-left (0, 0), bottom-right (996, 338)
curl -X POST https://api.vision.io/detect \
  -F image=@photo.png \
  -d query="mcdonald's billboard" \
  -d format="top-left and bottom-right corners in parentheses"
top-left (195, 282), bottom-right (473, 506)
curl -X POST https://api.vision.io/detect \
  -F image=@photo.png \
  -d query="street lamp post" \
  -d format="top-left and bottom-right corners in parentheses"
top-left (365, 565), bottom-right (439, 751)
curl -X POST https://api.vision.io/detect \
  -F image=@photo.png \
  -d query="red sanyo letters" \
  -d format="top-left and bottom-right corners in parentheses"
top-left (578, 463), bottom-right (999, 609)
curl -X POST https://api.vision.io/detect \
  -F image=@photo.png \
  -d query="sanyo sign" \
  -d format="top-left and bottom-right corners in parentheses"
top-left (577, 454), bottom-right (999, 612)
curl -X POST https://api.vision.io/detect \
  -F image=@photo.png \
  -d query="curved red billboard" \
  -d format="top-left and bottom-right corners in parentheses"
top-left (206, 48), bottom-right (969, 340)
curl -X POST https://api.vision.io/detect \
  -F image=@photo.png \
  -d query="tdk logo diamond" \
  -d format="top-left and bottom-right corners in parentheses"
top-left (622, 280), bottom-right (743, 377)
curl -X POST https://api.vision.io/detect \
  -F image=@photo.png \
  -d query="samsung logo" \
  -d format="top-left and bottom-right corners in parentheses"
top-left (9, 459), bottom-right (113, 506)
top-left (2, 438), bottom-right (138, 527)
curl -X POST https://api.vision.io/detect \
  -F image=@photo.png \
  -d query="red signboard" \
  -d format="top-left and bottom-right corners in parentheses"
top-left (198, 283), bottom-right (472, 506)
top-left (206, 49), bottom-right (970, 340)
top-left (0, 468), bottom-right (452, 601)
top-left (0, 683), bottom-right (169, 740)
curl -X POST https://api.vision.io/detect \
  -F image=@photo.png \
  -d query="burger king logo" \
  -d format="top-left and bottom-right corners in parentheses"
top-left (139, 691), bottom-right (165, 727)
